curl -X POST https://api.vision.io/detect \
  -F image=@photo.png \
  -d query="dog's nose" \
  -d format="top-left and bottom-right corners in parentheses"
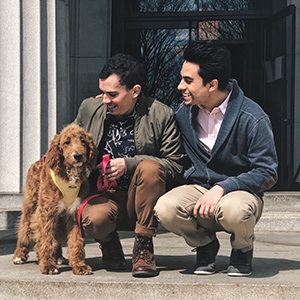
top-left (74, 153), bottom-right (83, 162)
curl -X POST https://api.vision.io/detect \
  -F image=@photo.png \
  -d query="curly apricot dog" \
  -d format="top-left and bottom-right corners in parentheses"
top-left (13, 124), bottom-right (98, 275)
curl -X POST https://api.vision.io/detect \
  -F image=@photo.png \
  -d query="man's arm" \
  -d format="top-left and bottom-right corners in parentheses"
top-left (217, 116), bottom-right (278, 195)
top-left (124, 112), bottom-right (187, 181)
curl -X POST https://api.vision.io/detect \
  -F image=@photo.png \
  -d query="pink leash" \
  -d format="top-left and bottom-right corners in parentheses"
top-left (77, 155), bottom-right (117, 236)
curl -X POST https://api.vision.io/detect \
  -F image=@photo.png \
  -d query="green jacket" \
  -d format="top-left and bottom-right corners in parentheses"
top-left (74, 93), bottom-right (187, 182)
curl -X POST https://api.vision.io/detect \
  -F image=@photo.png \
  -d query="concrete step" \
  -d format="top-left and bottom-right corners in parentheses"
top-left (1, 192), bottom-right (300, 210)
top-left (0, 193), bottom-right (22, 230)
top-left (0, 193), bottom-right (23, 209)
top-left (1, 192), bottom-right (299, 210)
top-left (256, 211), bottom-right (300, 231)
top-left (0, 231), bottom-right (300, 300)
top-left (1, 192), bottom-right (300, 231)
top-left (263, 192), bottom-right (300, 212)
top-left (0, 209), bottom-right (19, 230)
top-left (3, 208), bottom-right (300, 232)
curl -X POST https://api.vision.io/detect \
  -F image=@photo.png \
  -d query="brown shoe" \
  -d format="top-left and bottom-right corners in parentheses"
top-left (99, 231), bottom-right (126, 271)
top-left (132, 235), bottom-right (158, 277)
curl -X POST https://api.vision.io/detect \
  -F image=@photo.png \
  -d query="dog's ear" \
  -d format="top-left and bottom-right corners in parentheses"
top-left (86, 133), bottom-right (98, 171)
top-left (45, 133), bottom-right (63, 172)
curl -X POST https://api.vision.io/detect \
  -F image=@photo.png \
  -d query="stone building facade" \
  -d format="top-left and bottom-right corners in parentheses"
top-left (1, 1), bottom-right (300, 229)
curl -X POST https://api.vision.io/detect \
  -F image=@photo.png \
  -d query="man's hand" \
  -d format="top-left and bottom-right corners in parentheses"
top-left (96, 158), bottom-right (126, 181)
top-left (193, 185), bottom-right (225, 219)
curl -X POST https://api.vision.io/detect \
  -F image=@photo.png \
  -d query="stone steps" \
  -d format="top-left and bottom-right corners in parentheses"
top-left (0, 231), bottom-right (300, 300)
top-left (263, 192), bottom-right (300, 212)
top-left (1, 192), bottom-right (300, 299)
top-left (1, 191), bottom-right (300, 231)
top-left (0, 193), bottom-right (22, 230)
top-left (256, 211), bottom-right (300, 231)
top-left (1, 279), bottom-right (300, 300)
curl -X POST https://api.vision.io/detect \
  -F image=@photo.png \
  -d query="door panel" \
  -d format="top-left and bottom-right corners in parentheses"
top-left (263, 5), bottom-right (295, 188)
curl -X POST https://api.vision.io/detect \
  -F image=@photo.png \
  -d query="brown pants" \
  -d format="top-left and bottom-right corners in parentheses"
top-left (81, 160), bottom-right (166, 241)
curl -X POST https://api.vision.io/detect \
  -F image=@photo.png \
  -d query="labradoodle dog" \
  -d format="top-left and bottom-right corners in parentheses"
top-left (13, 124), bottom-right (98, 275)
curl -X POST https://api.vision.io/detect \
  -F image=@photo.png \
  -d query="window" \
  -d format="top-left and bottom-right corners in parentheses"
top-left (112, 0), bottom-right (274, 108)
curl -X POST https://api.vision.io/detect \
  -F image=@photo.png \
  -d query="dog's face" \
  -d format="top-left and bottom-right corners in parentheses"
top-left (45, 124), bottom-right (98, 175)
top-left (60, 128), bottom-right (91, 167)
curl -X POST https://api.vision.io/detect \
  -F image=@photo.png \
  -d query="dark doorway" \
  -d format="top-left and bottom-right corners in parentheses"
top-left (263, 5), bottom-right (296, 189)
top-left (111, 1), bottom-right (296, 190)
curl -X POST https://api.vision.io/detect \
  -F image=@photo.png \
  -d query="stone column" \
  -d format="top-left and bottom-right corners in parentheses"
top-left (0, 0), bottom-right (69, 193)
top-left (22, 0), bottom-right (43, 189)
top-left (0, 1), bottom-right (22, 193)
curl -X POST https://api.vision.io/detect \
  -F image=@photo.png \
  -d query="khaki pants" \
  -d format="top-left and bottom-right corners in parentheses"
top-left (154, 184), bottom-right (263, 251)
top-left (81, 160), bottom-right (166, 241)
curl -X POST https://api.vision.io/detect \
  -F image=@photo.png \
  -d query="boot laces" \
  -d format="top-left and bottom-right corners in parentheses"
top-left (133, 237), bottom-right (153, 263)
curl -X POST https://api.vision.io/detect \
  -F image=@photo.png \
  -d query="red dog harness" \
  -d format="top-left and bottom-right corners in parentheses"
top-left (77, 155), bottom-right (117, 236)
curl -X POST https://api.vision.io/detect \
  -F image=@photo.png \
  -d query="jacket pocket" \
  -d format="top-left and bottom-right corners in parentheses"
top-left (183, 165), bottom-right (195, 180)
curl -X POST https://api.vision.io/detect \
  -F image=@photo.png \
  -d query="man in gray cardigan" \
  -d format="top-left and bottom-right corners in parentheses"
top-left (154, 40), bottom-right (278, 277)
top-left (74, 53), bottom-right (186, 277)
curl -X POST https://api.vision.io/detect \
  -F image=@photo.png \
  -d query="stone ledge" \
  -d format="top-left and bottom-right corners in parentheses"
top-left (1, 231), bottom-right (300, 300)
top-left (0, 280), bottom-right (300, 300)
top-left (0, 194), bottom-right (23, 209)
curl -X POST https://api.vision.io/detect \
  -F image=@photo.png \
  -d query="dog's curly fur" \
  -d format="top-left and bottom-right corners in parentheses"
top-left (13, 124), bottom-right (98, 275)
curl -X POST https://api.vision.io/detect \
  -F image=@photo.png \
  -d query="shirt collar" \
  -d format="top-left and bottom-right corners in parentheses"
top-left (198, 82), bottom-right (233, 115)
top-left (218, 86), bottom-right (232, 115)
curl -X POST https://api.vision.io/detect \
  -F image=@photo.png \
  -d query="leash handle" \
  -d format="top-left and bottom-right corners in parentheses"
top-left (96, 154), bottom-right (117, 191)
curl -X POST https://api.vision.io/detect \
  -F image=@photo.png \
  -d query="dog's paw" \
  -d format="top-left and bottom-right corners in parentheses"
top-left (13, 249), bottom-right (29, 264)
top-left (12, 256), bottom-right (26, 264)
top-left (57, 256), bottom-right (68, 265)
top-left (72, 264), bottom-right (93, 275)
top-left (41, 265), bottom-right (59, 275)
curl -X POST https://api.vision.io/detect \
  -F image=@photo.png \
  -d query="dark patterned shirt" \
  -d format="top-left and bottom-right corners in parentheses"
top-left (103, 107), bottom-right (137, 188)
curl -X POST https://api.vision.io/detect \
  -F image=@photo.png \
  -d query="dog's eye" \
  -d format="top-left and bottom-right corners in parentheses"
top-left (80, 138), bottom-right (86, 144)
top-left (64, 140), bottom-right (70, 145)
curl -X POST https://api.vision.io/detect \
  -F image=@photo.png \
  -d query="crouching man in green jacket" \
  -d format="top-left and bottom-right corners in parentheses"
top-left (74, 53), bottom-right (186, 277)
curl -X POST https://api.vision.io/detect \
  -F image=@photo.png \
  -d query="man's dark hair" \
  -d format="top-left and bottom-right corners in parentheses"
top-left (99, 53), bottom-right (145, 90)
top-left (183, 40), bottom-right (231, 90)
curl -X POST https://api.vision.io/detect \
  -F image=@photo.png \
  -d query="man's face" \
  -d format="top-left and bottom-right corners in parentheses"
top-left (178, 61), bottom-right (211, 107)
top-left (99, 74), bottom-right (138, 118)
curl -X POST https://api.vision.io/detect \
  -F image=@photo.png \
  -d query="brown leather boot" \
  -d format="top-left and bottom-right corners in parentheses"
top-left (132, 235), bottom-right (158, 277)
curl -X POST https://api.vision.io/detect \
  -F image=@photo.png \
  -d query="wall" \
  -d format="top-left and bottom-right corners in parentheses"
top-left (0, 0), bottom-right (60, 193)
top-left (0, 0), bottom-right (111, 195)
top-left (69, 0), bottom-right (112, 122)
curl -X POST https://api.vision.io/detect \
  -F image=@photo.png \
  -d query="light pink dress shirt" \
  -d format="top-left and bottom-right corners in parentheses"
top-left (196, 88), bottom-right (232, 152)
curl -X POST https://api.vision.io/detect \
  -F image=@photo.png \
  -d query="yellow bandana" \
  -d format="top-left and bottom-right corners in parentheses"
top-left (50, 169), bottom-right (81, 206)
